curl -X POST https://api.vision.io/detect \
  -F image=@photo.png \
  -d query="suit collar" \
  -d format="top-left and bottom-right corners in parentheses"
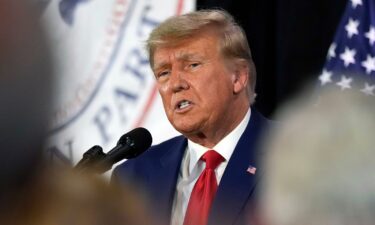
top-left (148, 136), bottom-right (187, 224)
top-left (208, 109), bottom-right (268, 225)
top-left (159, 136), bottom-right (188, 171)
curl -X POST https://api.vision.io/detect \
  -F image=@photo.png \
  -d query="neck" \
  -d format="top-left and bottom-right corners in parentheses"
top-left (186, 104), bottom-right (249, 148)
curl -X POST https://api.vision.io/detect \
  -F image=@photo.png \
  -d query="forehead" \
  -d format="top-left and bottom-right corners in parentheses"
top-left (152, 32), bottom-right (221, 66)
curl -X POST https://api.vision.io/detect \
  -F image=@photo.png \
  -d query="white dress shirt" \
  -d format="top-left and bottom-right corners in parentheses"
top-left (170, 109), bottom-right (251, 225)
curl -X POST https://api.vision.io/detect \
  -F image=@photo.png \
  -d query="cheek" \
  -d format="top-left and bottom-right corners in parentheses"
top-left (206, 81), bottom-right (234, 106)
top-left (158, 82), bottom-right (169, 93)
top-left (157, 80), bottom-right (168, 95)
top-left (158, 86), bottom-right (172, 110)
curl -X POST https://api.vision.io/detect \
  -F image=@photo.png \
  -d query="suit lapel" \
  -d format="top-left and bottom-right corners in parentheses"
top-left (208, 110), bottom-right (268, 225)
top-left (147, 136), bottom-right (187, 224)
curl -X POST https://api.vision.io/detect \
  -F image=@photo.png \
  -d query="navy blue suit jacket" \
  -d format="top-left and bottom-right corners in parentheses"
top-left (113, 109), bottom-right (271, 225)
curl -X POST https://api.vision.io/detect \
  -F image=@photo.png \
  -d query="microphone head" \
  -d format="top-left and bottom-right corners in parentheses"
top-left (117, 127), bottom-right (152, 159)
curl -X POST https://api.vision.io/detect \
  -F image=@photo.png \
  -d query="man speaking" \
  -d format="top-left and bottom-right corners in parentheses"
top-left (113, 9), bottom-right (272, 225)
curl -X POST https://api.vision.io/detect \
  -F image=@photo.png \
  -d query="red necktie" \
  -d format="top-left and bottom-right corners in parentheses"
top-left (183, 150), bottom-right (224, 225)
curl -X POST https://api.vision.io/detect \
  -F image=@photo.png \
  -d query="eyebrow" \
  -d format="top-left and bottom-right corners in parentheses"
top-left (153, 52), bottom-right (204, 71)
top-left (153, 62), bottom-right (169, 72)
top-left (177, 52), bottom-right (202, 61)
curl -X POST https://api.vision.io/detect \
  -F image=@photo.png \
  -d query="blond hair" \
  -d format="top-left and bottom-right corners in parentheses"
top-left (146, 9), bottom-right (257, 103)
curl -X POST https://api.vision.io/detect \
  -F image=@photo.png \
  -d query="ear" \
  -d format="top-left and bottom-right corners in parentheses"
top-left (232, 60), bottom-right (249, 94)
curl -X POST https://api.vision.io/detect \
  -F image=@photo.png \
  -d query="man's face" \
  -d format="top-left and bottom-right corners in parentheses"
top-left (152, 31), bottom-right (247, 138)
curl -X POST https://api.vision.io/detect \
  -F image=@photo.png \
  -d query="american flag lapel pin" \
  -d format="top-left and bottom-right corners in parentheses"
top-left (246, 164), bottom-right (257, 175)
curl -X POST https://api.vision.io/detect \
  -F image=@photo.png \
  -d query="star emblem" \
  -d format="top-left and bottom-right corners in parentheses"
top-left (361, 54), bottom-right (375, 74)
top-left (345, 18), bottom-right (359, 38)
top-left (336, 75), bottom-right (353, 90)
top-left (328, 43), bottom-right (336, 59)
top-left (360, 83), bottom-right (375, 96)
top-left (319, 69), bottom-right (333, 86)
top-left (340, 47), bottom-right (356, 67)
top-left (365, 26), bottom-right (375, 46)
top-left (350, 0), bottom-right (362, 8)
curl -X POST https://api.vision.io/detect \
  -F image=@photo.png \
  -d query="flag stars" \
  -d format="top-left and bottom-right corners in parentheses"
top-left (361, 55), bottom-right (375, 74)
top-left (345, 18), bottom-right (359, 38)
top-left (340, 47), bottom-right (356, 67)
top-left (320, 0), bottom-right (374, 95)
top-left (361, 83), bottom-right (375, 96)
top-left (328, 43), bottom-right (336, 59)
top-left (365, 26), bottom-right (375, 46)
top-left (336, 75), bottom-right (353, 90)
top-left (319, 69), bottom-right (333, 86)
top-left (350, 0), bottom-right (362, 9)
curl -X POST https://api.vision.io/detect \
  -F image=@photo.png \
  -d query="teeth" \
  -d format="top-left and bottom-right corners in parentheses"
top-left (178, 100), bottom-right (190, 109)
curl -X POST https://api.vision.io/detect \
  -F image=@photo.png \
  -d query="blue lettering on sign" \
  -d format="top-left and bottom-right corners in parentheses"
top-left (46, 139), bottom-right (74, 165)
top-left (137, 5), bottom-right (160, 36)
top-left (122, 4), bottom-right (162, 84)
top-left (123, 48), bottom-right (149, 86)
top-left (92, 88), bottom-right (138, 144)
top-left (91, 2), bottom-right (161, 146)
top-left (114, 87), bottom-right (138, 123)
top-left (59, 0), bottom-right (88, 25)
top-left (93, 106), bottom-right (113, 144)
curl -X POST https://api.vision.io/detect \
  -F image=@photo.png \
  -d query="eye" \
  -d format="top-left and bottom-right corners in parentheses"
top-left (157, 70), bottom-right (170, 79)
top-left (188, 62), bottom-right (201, 69)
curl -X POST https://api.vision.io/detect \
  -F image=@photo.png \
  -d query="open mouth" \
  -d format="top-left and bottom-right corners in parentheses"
top-left (176, 100), bottom-right (192, 110)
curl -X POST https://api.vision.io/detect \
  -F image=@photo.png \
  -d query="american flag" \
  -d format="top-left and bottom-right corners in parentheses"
top-left (246, 165), bottom-right (257, 175)
top-left (319, 0), bottom-right (375, 96)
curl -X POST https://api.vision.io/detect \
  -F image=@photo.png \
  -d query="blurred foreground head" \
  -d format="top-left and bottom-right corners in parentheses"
top-left (21, 169), bottom-right (152, 225)
top-left (0, 0), bottom-right (52, 212)
top-left (0, 2), bottom-right (153, 225)
top-left (260, 87), bottom-right (375, 225)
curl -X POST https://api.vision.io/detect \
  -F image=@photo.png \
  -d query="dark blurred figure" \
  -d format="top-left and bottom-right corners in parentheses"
top-left (0, 0), bottom-right (52, 221)
top-left (258, 85), bottom-right (375, 225)
top-left (0, 2), bottom-right (152, 225)
top-left (22, 168), bottom-right (153, 225)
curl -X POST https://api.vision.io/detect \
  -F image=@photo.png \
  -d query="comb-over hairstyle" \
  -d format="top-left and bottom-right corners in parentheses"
top-left (146, 9), bottom-right (257, 103)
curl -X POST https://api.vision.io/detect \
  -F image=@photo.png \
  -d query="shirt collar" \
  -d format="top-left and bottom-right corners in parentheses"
top-left (187, 108), bottom-right (251, 174)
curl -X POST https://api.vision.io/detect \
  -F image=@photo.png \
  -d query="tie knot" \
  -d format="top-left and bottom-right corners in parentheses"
top-left (201, 150), bottom-right (224, 170)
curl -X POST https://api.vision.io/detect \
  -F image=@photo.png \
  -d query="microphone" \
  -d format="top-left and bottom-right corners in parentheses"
top-left (74, 145), bottom-right (106, 170)
top-left (75, 127), bottom-right (152, 173)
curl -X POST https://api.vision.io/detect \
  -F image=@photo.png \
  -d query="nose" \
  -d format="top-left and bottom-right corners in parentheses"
top-left (170, 71), bottom-right (189, 93)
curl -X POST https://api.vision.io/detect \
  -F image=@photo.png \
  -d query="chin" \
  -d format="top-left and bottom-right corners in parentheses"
top-left (172, 122), bottom-right (201, 136)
